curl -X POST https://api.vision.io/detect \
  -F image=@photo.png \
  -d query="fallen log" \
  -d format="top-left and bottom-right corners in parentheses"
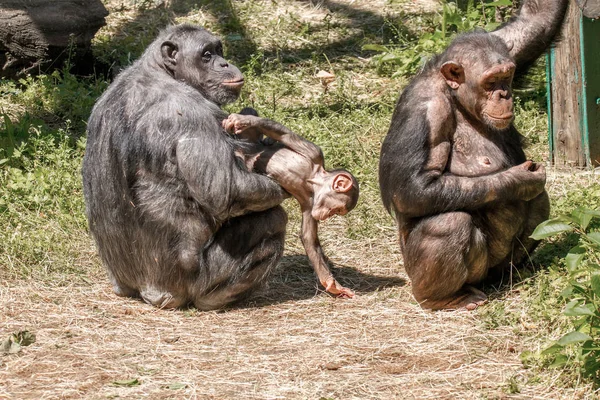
top-left (0, 0), bottom-right (108, 77)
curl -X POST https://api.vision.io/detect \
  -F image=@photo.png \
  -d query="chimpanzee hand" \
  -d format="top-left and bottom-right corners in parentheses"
top-left (322, 276), bottom-right (355, 299)
top-left (506, 160), bottom-right (547, 201)
top-left (222, 114), bottom-right (259, 135)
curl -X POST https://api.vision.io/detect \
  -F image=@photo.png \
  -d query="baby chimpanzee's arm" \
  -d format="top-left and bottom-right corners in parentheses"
top-left (223, 113), bottom-right (324, 165)
top-left (300, 209), bottom-right (355, 298)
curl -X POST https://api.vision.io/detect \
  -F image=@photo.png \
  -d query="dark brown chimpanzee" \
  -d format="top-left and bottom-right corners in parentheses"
top-left (82, 25), bottom-right (290, 310)
top-left (222, 111), bottom-right (359, 298)
top-left (379, 0), bottom-right (568, 310)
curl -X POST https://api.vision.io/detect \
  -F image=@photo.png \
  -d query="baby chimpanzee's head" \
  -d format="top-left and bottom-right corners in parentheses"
top-left (311, 169), bottom-right (359, 221)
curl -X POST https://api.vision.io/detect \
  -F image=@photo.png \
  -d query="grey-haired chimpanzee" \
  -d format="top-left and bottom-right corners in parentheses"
top-left (222, 111), bottom-right (359, 298)
top-left (379, 0), bottom-right (568, 310)
top-left (82, 24), bottom-right (290, 310)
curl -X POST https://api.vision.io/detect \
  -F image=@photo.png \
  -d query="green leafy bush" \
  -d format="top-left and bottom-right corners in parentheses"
top-left (531, 209), bottom-right (600, 383)
top-left (363, 0), bottom-right (513, 77)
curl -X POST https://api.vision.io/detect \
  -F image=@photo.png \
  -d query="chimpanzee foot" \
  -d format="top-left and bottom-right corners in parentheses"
top-left (418, 285), bottom-right (487, 311)
top-left (322, 276), bottom-right (355, 299)
top-left (140, 287), bottom-right (187, 309)
top-left (463, 285), bottom-right (488, 310)
top-left (112, 283), bottom-right (138, 298)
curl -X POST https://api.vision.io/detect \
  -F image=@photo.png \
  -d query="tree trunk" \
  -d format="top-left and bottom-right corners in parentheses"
top-left (0, 0), bottom-right (108, 77)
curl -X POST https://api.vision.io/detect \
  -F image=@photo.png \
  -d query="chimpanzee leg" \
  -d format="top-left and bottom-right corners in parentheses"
top-left (490, 191), bottom-right (551, 278)
top-left (513, 191), bottom-right (551, 263)
top-left (403, 212), bottom-right (489, 310)
top-left (191, 206), bottom-right (288, 310)
top-left (108, 269), bottom-right (139, 298)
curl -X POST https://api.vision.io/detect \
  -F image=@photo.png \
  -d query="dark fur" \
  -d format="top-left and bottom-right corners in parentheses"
top-left (82, 25), bottom-right (289, 310)
top-left (379, 0), bottom-right (566, 310)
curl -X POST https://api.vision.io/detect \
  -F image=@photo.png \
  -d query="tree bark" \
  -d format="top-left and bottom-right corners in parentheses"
top-left (0, 0), bottom-right (108, 77)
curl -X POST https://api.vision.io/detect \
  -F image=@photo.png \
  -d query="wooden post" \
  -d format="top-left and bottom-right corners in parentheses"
top-left (547, 0), bottom-right (600, 168)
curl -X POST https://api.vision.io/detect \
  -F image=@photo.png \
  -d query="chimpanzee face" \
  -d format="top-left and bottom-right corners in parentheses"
top-left (440, 38), bottom-right (516, 132)
top-left (441, 58), bottom-right (515, 132)
top-left (311, 189), bottom-right (351, 221)
top-left (161, 29), bottom-right (244, 106)
top-left (477, 62), bottom-right (515, 131)
top-left (311, 172), bottom-right (358, 221)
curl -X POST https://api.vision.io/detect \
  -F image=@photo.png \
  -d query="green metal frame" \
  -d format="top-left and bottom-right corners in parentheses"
top-left (546, 50), bottom-right (554, 164)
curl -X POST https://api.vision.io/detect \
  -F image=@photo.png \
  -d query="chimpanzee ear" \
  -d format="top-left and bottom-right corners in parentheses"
top-left (332, 173), bottom-right (353, 193)
top-left (440, 61), bottom-right (465, 90)
top-left (161, 41), bottom-right (178, 72)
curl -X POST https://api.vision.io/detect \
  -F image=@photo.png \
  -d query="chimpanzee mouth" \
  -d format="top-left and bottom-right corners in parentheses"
top-left (486, 112), bottom-right (513, 121)
top-left (223, 78), bottom-right (245, 88)
top-left (485, 113), bottom-right (514, 128)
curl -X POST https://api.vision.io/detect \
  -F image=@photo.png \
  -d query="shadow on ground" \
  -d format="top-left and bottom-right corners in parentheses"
top-left (97, 0), bottom-right (416, 72)
top-left (242, 254), bottom-right (407, 308)
top-left (481, 233), bottom-right (580, 299)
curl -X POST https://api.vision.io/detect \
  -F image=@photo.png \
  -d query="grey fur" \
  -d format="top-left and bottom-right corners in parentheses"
top-left (82, 24), bottom-right (289, 310)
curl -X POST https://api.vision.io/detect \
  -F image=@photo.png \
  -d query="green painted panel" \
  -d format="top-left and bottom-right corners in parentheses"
top-left (581, 16), bottom-right (600, 166)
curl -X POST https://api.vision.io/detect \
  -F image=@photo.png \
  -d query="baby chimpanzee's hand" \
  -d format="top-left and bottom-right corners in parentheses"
top-left (222, 113), bottom-right (257, 135)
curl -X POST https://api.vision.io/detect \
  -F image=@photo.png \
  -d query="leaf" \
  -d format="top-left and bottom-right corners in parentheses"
top-left (565, 246), bottom-right (586, 272)
top-left (548, 354), bottom-right (568, 368)
top-left (581, 340), bottom-right (600, 351)
top-left (530, 219), bottom-right (573, 240)
top-left (487, 0), bottom-right (513, 6)
top-left (580, 209), bottom-right (600, 217)
top-left (167, 383), bottom-right (187, 390)
top-left (1, 330), bottom-right (36, 355)
top-left (587, 232), bottom-right (600, 247)
top-left (556, 331), bottom-right (592, 346)
top-left (14, 330), bottom-right (36, 347)
top-left (541, 343), bottom-right (564, 355)
top-left (591, 274), bottom-right (600, 298)
top-left (570, 208), bottom-right (587, 228)
top-left (485, 22), bottom-right (501, 31)
top-left (559, 286), bottom-right (573, 299)
top-left (112, 378), bottom-right (140, 387)
top-left (361, 44), bottom-right (389, 52)
top-left (564, 301), bottom-right (595, 316)
top-left (380, 53), bottom-right (402, 63)
top-left (225, 34), bottom-right (242, 42)
top-left (581, 344), bottom-right (600, 351)
top-left (571, 209), bottom-right (595, 230)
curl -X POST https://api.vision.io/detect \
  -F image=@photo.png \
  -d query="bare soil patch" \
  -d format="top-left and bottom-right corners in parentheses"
top-left (0, 206), bottom-right (590, 399)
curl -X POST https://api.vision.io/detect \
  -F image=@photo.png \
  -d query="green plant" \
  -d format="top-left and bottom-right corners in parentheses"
top-left (0, 113), bottom-right (40, 167)
top-left (0, 107), bottom-right (88, 280)
top-left (530, 208), bottom-right (600, 383)
top-left (363, 0), bottom-right (512, 77)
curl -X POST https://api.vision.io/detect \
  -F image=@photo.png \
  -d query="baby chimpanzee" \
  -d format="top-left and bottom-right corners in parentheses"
top-left (223, 111), bottom-right (359, 298)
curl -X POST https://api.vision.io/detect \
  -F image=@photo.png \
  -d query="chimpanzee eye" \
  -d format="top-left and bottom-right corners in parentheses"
top-left (484, 81), bottom-right (496, 91)
top-left (202, 51), bottom-right (212, 62)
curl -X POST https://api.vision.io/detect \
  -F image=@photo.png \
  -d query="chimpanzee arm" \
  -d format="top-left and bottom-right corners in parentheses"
top-left (176, 135), bottom-right (289, 219)
top-left (491, 0), bottom-right (568, 71)
top-left (380, 98), bottom-right (546, 218)
top-left (300, 208), bottom-right (354, 298)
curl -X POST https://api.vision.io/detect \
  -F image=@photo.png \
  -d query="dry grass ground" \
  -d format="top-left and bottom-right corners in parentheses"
top-left (3, 173), bottom-right (598, 399)
top-left (1, 0), bottom-right (599, 399)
